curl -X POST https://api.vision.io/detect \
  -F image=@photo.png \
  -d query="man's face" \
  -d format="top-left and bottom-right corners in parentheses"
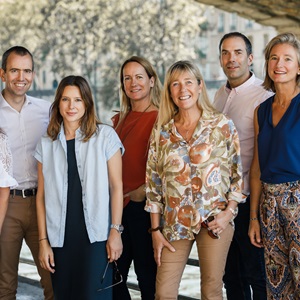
top-left (219, 36), bottom-right (253, 87)
top-left (0, 52), bottom-right (34, 99)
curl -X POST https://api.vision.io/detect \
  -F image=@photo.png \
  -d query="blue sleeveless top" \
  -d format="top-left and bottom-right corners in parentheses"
top-left (257, 93), bottom-right (300, 184)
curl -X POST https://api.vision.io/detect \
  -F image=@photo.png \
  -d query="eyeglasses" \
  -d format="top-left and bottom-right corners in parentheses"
top-left (97, 261), bottom-right (123, 292)
top-left (201, 219), bottom-right (220, 239)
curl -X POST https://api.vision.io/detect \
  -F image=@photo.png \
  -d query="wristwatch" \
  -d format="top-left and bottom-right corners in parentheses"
top-left (110, 224), bottom-right (124, 234)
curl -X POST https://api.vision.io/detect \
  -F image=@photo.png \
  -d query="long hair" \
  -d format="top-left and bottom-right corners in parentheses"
top-left (47, 75), bottom-right (101, 142)
top-left (1, 46), bottom-right (34, 72)
top-left (263, 32), bottom-right (300, 92)
top-left (155, 60), bottom-right (216, 149)
top-left (116, 56), bottom-right (162, 127)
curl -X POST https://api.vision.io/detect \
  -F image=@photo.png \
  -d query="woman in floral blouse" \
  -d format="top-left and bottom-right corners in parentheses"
top-left (0, 129), bottom-right (17, 234)
top-left (145, 61), bottom-right (245, 299)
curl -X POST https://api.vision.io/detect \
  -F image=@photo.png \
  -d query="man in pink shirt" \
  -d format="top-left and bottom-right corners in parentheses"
top-left (214, 32), bottom-right (273, 300)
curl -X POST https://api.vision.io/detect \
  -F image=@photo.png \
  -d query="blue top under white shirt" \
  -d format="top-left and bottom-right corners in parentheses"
top-left (34, 123), bottom-right (124, 247)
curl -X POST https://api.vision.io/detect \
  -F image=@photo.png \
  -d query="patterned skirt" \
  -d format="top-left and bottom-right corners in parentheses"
top-left (261, 181), bottom-right (300, 300)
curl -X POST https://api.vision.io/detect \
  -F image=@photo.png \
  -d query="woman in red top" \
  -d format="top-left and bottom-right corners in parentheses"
top-left (112, 56), bottom-right (162, 300)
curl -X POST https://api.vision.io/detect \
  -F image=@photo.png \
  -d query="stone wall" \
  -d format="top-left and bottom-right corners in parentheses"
top-left (195, 0), bottom-right (300, 37)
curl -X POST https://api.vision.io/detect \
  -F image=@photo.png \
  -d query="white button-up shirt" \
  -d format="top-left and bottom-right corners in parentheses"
top-left (0, 93), bottom-right (50, 189)
top-left (34, 124), bottom-right (124, 247)
top-left (213, 73), bottom-right (273, 194)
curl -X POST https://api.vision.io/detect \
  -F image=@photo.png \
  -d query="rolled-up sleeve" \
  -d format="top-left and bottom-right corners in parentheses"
top-left (145, 129), bottom-right (164, 214)
top-left (226, 119), bottom-right (246, 204)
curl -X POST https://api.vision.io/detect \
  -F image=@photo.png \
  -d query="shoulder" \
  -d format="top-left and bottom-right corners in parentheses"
top-left (95, 124), bottom-right (119, 139)
top-left (27, 95), bottom-right (51, 110)
top-left (214, 85), bottom-right (226, 101)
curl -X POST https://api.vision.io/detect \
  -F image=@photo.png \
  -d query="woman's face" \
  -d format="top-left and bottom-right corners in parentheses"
top-left (268, 43), bottom-right (300, 86)
top-left (122, 61), bottom-right (154, 103)
top-left (59, 85), bottom-right (86, 127)
top-left (169, 70), bottom-right (202, 111)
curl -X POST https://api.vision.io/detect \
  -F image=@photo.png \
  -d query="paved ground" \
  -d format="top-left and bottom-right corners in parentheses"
top-left (17, 277), bottom-right (141, 300)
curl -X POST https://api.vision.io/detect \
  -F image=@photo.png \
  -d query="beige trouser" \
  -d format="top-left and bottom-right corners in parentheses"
top-left (155, 224), bottom-right (233, 300)
top-left (0, 194), bottom-right (53, 300)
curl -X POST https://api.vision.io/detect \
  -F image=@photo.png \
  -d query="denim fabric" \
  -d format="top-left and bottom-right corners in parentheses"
top-left (223, 197), bottom-right (267, 300)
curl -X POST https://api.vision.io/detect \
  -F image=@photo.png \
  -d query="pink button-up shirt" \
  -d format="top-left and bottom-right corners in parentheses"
top-left (214, 73), bottom-right (273, 195)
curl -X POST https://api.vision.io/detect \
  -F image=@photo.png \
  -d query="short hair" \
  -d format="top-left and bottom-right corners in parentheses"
top-left (219, 32), bottom-right (252, 56)
top-left (263, 32), bottom-right (300, 92)
top-left (47, 75), bottom-right (101, 142)
top-left (1, 46), bottom-right (34, 72)
top-left (117, 56), bottom-right (162, 127)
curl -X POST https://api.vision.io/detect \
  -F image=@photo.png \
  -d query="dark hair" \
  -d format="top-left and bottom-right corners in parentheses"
top-left (219, 32), bottom-right (252, 56)
top-left (47, 75), bottom-right (101, 142)
top-left (1, 46), bottom-right (34, 72)
top-left (263, 32), bottom-right (300, 92)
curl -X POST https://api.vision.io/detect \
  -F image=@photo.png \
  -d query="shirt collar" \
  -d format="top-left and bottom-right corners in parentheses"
top-left (0, 91), bottom-right (31, 109)
top-left (224, 72), bottom-right (256, 94)
top-left (57, 123), bottom-right (84, 141)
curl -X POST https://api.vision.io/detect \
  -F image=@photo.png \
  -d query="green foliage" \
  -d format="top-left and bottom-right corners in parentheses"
top-left (0, 0), bottom-right (207, 109)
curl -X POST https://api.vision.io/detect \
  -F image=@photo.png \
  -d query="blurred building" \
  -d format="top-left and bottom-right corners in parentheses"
top-left (198, 6), bottom-right (277, 82)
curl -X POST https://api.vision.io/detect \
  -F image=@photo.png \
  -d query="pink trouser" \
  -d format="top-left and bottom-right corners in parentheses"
top-left (0, 194), bottom-right (53, 300)
top-left (155, 224), bottom-right (233, 300)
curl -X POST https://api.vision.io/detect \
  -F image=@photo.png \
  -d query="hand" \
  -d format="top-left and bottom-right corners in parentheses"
top-left (207, 210), bottom-right (232, 235)
top-left (106, 229), bottom-right (123, 262)
top-left (249, 220), bottom-right (264, 248)
top-left (151, 231), bottom-right (175, 267)
top-left (124, 185), bottom-right (145, 202)
top-left (39, 240), bottom-right (55, 273)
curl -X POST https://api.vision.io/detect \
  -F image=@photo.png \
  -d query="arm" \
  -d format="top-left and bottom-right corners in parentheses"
top-left (211, 119), bottom-right (244, 232)
top-left (0, 187), bottom-right (9, 235)
top-left (106, 149), bottom-right (123, 262)
top-left (124, 184), bottom-right (145, 202)
top-left (149, 212), bottom-right (175, 267)
top-left (145, 129), bottom-right (175, 266)
top-left (36, 162), bottom-right (55, 273)
top-left (248, 107), bottom-right (263, 248)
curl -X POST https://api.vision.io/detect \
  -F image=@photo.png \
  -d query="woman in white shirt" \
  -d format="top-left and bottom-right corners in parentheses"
top-left (0, 129), bottom-right (17, 234)
top-left (35, 76), bottom-right (124, 300)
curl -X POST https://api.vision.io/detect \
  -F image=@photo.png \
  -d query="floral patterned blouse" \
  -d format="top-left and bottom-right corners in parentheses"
top-left (145, 110), bottom-right (245, 242)
top-left (0, 132), bottom-right (17, 188)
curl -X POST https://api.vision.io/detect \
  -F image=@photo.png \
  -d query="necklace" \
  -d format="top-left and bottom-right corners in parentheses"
top-left (275, 88), bottom-right (300, 109)
top-left (118, 104), bottom-right (151, 143)
top-left (176, 119), bottom-right (199, 142)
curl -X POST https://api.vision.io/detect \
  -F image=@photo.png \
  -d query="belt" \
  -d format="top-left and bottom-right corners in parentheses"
top-left (10, 188), bottom-right (37, 198)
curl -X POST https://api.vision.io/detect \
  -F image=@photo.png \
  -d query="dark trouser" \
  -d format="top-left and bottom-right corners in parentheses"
top-left (223, 197), bottom-right (267, 300)
top-left (51, 241), bottom-right (111, 300)
top-left (113, 200), bottom-right (156, 300)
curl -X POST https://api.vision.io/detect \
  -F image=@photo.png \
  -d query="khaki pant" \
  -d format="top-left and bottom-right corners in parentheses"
top-left (155, 224), bottom-right (233, 300)
top-left (0, 194), bottom-right (53, 300)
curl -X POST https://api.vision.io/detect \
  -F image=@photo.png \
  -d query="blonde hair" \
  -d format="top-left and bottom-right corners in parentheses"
top-left (116, 56), bottom-right (162, 128)
top-left (156, 60), bottom-right (215, 130)
top-left (263, 32), bottom-right (300, 92)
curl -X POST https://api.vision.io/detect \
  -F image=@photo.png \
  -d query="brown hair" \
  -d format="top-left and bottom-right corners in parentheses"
top-left (47, 75), bottom-right (101, 142)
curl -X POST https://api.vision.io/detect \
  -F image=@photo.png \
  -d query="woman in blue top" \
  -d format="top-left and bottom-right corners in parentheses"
top-left (35, 76), bottom-right (124, 300)
top-left (249, 33), bottom-right (300, 299)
